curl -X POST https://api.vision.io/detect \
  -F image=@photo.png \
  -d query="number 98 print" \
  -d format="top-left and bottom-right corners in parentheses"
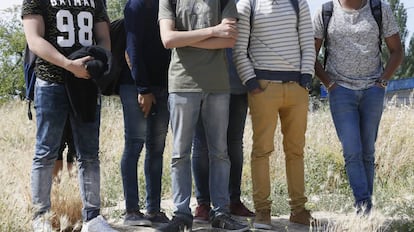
top-left (56, 10), bottom-right (93, 47)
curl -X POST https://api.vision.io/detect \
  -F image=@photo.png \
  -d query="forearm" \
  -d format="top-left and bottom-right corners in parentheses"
top-left (381, 50), bottom-right (403, 80)
top-left (314, 38), bottom-right (331, 87)
top-left (28, 36), bottom-right (72, 70)
top-left (381, 34), bottom-right (404, 80)
top-left (160, 23), bottom-right (214, 49)
top-left (125, 34), bottom-right (150, 90)
top-left (314, 61), bottom-right (331, 87)
top-left (159, 18), bottom-right (237, 49)
top-left (96, 35), bottom-right (111, 51)
top-left (191, 37), bottom-right (236, 49)
top-left (94, 21), bottom-right (111, 51)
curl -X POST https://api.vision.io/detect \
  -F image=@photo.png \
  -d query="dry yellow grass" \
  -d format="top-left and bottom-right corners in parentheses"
top-left (1, 97), bottom-right (413, 231)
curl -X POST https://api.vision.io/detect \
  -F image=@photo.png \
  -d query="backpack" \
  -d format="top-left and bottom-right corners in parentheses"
top-left (23, 0), bottom-right (47, 120)
top-left (23, 17), bottom-right (125, 120)
top-left (321, 0), bottom-right (382, 67)
top-left (23, 45), bottom-right (37, 120)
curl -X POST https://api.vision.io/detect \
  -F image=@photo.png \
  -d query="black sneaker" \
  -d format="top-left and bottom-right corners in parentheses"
top-left (211, 212), bottom-right (249, 231)
top-left (156, 215), bottom-right (192, 232)
top-left (123, 211), bottom-right (152, 226)
top-left (145, 211), bottom-right (170, 224)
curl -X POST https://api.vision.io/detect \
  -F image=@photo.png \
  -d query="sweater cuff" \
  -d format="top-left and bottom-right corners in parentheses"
top-left (137, 86), bottom-right (151, 95)
top-left (246, 78), bottom-right (260, 92)
top-left (301, 73), bottom-right (312, 80)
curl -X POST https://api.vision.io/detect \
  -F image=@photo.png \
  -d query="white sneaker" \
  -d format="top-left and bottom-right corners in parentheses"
top-left (32, 216), bottom-right (53, 232)
top-left (81, 215), bottom-right (118, 232)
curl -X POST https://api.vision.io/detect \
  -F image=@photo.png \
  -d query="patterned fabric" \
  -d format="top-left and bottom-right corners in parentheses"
top-left (233, 0), bottom-right (315, 85)
top-left (313, 0), bottom-right (399, 90)
top-left (22, 0), bottom-right (108, 83)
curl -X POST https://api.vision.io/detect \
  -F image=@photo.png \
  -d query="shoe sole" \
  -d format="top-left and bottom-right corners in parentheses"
top-left (193, 218), bottom-right (210, 224)
top-left (253, 222), bottom-right (272, 230)
top-left (123, 220), bottom-right (152, 226)
top-left (230, 214), bottom-right (255, 222)
top-left (210, 226), bottom-right (250, 232)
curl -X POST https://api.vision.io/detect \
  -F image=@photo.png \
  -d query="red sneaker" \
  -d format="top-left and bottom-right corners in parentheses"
top-left (194, 203), bottom-right (211, 224)
top-left (230, 201), bottom-right (255, 217)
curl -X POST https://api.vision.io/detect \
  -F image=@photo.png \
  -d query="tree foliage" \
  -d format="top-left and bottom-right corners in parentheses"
top-left (402, 36), bottom-right (414, 77)
top-left (106, 0), bottom-right (127, 21)
top-left (0, 7), bottom-right (26, 101)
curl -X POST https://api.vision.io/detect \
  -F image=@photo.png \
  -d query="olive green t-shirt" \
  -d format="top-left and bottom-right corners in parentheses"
top-left (159, 0), bottom-right (238, 93)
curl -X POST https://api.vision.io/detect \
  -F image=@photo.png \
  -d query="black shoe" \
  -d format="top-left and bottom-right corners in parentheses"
top-left (145, 211), bottom-right (170, 224)
top-left (211, 212), bottom-right (249, 231)
top-left (156, 215), bottom-right (192, 232)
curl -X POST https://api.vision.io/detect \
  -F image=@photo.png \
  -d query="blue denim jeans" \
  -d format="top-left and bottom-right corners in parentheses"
top-left (168, 92), bottom-right (231, 217)
top-left (32, 78), bottom-right (101, 221)
top-left (119, 84), bottom-right (169, 213)
top-left (192, 93), bottom-right (248, 204)
top-left (329, 85), bottom-right (385, 210)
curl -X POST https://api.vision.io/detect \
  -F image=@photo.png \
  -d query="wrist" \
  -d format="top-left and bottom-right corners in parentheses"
top-left (375, 78), bottom-right (388, 88)
top-left (62, 58), bottom-right (73, 71)
top-left (208, 26), bottom-right (215, 37)
top-left (325, 80), bottom-right (335, 90)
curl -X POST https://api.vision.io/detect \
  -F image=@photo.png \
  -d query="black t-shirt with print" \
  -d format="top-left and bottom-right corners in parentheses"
top-left (22, 0), bottom-right (108, 83)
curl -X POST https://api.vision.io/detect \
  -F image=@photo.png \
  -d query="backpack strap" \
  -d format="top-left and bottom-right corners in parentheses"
top-left (289, 0), bottom-right (299, 30)
top-left (247, 0), bottom-right (257, 52)
top-left (250, 0), bottom-right (256, 33)
top-left (370, 0), bottom-right (382, 52)
top-left (169, 0), bottom-right (177, 15)
top-left (290, 0), bottom-right (299, 17)
top-left (321, 1), bottom-right (333, 68)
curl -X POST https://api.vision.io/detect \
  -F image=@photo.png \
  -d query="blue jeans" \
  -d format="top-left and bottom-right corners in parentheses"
top-left (168, 92), bottom-right (231, 217)
top-left (192, 93), bottom-right (248, 204)
top-left (119, 84), bottom-right (169, 213)
top-left (32, 78), bottom-right (101, 221)
top-left (329, 85), bottom-right (385, 210)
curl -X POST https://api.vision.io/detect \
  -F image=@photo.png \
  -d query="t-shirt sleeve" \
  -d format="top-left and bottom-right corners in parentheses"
top-left (381, 3), bottom-right (400, 38)
top-left (222, 0), bottom-right (238, 20)
top-left (158, 0), bottom-right (175, 21)
top-left (95, 0), bottom-right (110, 23)
top-left (21, 0), bottom-right (43, 17)
top-left (313, 7), bottom-right (324, 39)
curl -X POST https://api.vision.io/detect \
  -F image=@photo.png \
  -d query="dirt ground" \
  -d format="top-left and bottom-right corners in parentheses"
top-left (106, 199), bottom-right (338, 232)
